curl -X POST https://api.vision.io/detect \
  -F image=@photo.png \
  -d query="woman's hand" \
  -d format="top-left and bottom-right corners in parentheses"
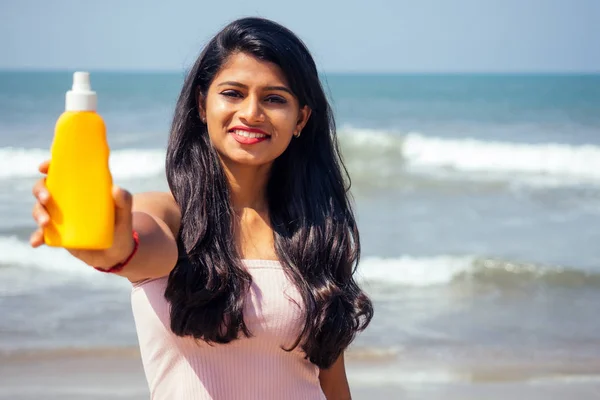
top-left (30, 160), bottom-right (136, 269)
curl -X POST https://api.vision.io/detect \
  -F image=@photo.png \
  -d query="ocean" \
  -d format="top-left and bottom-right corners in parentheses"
top-left (1, 71), bottom-right (600, 398)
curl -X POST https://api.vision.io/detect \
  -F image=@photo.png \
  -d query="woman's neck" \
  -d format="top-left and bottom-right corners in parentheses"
top-left (221, 160), bottom-right (271, 213)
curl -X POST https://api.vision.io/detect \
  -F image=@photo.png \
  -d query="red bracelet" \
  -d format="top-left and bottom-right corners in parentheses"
top-left (94, 230), bottom-right (140, 274)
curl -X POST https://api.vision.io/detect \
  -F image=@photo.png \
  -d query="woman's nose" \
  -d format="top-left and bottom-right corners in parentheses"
top-left (238, 96), bottom-right (265, 123)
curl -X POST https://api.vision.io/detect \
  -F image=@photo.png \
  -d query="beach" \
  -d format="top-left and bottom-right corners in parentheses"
top-left (2, 346), bottom-right (600, 399)
top-left (1, 72), bottom-right (600, 398)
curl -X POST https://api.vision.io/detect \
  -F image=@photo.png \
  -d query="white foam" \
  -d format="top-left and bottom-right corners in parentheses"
top-left (528, 374), bottom-right (600, 385)
top-left (356, 255), bottom-right (475, 287)
top-left (0, 148), bottom-right (50, 179)
top-left (0, 147), bottom-right (165, 180)
top-left (0, 234), bottom-right (475, 289)
top-left (402, 133), bottom-right (600, 182)
top-left (348, 366), bottom-right (467, 386)
top-left (339, 128), bottom-right (600, 186)
top-left (0, 235), bottom-right (588, 290)
top-left (0, 236), bottom-right (91, 273)
top-left (0, 236), bottom-right (127, 291)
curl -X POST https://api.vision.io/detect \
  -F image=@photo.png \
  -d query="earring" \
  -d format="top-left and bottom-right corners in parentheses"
top-left (294, 130), bottom-right (302, 138)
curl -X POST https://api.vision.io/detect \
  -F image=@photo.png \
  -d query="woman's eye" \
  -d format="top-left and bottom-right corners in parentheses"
top-left (265, 95), bottom-right (287, 104)
top-left (221, 90), bottom-right (242, 98)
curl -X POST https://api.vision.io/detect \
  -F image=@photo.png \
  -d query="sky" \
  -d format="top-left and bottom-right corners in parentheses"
top-left (0, 0), bottom-right (598, 73)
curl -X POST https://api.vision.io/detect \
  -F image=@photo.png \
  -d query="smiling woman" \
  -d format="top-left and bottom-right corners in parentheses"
top-left (30, 16), bottom-right (373, 400)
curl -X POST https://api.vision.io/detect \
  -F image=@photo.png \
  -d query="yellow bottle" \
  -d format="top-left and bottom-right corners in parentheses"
top-left (44, 72), bottom-right (114, 249)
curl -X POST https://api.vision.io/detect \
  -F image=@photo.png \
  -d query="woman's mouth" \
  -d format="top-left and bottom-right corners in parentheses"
top-left (229, 128), bottom-right (270, 145)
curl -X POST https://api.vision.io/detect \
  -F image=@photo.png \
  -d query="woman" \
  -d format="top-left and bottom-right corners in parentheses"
top-left (30, 17), bottom-right (373, 399)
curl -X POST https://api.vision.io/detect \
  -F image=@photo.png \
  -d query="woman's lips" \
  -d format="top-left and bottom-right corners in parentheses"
top-left (229, 127), bottom-right (270, 145)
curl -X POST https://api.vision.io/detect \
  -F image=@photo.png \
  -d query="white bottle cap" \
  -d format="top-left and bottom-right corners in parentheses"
top-left (65, 71), bottom-right (97, 111)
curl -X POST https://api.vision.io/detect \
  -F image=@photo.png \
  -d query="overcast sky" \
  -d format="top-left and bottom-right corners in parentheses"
top-left (0, 0), bottom-right (598, 73)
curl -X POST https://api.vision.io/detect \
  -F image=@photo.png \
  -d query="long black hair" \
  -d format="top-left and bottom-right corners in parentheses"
top-left (165, 17), bottom-right (373, 369)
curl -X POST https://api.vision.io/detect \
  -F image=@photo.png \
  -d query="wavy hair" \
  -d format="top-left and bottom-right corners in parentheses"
top-left (165, 17), bottom-right (373, 369)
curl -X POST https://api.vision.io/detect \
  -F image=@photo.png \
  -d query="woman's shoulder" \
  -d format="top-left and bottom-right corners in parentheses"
top-left (133, 190), bottom-right (177, 204)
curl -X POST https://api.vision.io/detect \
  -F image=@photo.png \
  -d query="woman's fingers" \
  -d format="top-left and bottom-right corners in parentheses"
top-left (30, 161), bottom-right (51, 248)
top-left (32, 201), bottom-right (49, 227)
top-left (32, 178), bottom-right (49, 204)
top-left (113, 186), bottom-right (133, 231)
top-left (29, 227), bottom-right (45, 247)
top-left (38, 160), bottom-right (50, 174)
top-left (31, 170), bottom-right (50, 248)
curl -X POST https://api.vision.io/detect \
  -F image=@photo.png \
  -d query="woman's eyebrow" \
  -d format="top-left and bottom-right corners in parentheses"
top-left (217, 81), bottom-right (293, 95)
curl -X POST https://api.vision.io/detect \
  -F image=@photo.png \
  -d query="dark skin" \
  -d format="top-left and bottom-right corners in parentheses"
top-left (31, 53), bottom-right (352, 399)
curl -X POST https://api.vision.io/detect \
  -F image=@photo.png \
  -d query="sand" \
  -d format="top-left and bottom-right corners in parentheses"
top-left (1, 348), bottom-right (600, 399)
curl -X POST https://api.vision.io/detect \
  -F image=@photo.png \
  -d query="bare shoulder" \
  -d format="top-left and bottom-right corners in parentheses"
top-left (132, 191), bottom-right (181, 237)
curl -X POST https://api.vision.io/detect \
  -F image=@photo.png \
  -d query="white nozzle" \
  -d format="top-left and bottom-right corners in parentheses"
top-left (73, 71), bottom-right (92, 91)
top-left (66, 71), bottom-right (97, 111)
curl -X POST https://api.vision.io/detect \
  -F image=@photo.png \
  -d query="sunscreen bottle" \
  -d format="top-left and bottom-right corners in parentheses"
top-left (44, 72), bottom-right (114, 249)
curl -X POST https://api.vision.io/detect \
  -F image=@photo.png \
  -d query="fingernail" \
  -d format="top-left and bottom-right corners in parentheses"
top-left (38, 215), bottom-right (48, 225)
top-left (38, 191), bottom-right (49, 202)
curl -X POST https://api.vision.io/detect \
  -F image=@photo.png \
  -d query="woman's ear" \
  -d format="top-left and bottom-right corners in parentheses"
top-left (296, 105), bottom-right (312, 133)
top-left (197, 88), bottom-right (207, 122)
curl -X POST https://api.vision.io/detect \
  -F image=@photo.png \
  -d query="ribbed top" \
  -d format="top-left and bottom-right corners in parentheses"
top-left (130, 260), bottom-right (326, 400)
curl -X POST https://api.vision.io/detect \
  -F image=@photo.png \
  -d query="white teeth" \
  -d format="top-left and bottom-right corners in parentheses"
top-left (232, 130), bottom-right (267, 138)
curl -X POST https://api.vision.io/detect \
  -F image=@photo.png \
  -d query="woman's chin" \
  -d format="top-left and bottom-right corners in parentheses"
top-left (220, 151), bottom-right (276, 168)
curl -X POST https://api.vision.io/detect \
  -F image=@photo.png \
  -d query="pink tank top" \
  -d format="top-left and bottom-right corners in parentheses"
top-left (130, 259), bottom-right (326, 400)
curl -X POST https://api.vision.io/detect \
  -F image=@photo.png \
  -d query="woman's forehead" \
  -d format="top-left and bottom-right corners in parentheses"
top-left (212, 52), bottom-right (290, 89)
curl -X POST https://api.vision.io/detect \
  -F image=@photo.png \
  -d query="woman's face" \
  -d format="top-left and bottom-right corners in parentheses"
top-left (199, 52), bottom-right (311, 168)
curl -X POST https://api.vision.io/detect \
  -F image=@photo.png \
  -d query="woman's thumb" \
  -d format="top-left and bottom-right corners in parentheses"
top-left (112, 186), bottom-right (133, 228)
